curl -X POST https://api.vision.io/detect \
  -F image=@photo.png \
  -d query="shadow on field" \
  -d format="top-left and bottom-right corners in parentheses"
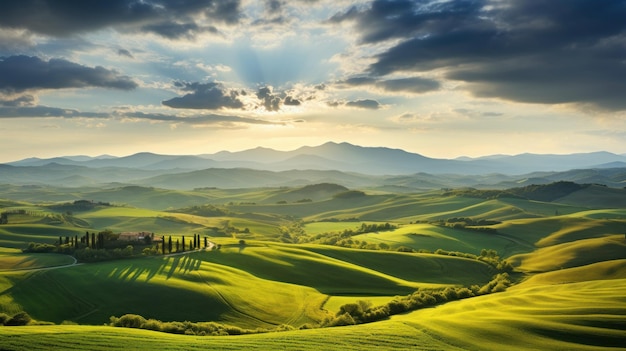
top-left (102, 255), bottom-right (203, 282)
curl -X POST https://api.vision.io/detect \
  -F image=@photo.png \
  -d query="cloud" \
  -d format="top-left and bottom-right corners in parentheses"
top-left (284, 96), bottom-right (301, 106)
top-left (0, 55), bottom-right (137, 93)
top-left (0, 104), bottom-right (280, 127)
top-left (0, 28), bottom-right (34, 53)
top-left (0, 105), bottom-right (109, 119)
top-left (334, 0), bottom-right (626, 111)
top-left (0, 94), bottom-right (36, 107)
top-left (141, 22), bottom-right (219, 40)
top-left (117, 49), bottom-right (134, 58)
top-left (0, 0), bottom-right (241, 39)
top-left (123, 111), bottom-right (280, 126)
top-left (345, 99), bottom-right (380, 110)
top-left (256, 86), bottom-right (282, 111)
top-left (337, 76), bottom-right (440, 94)
top-left (162, 82), bottom-right (245, 110)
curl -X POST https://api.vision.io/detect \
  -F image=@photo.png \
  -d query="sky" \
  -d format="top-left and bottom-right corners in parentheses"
top-left (1, 0), bottom-right (626, 162)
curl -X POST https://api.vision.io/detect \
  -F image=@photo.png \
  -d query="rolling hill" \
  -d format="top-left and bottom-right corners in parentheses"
top-left (1, 176), bottom-right (625, 350)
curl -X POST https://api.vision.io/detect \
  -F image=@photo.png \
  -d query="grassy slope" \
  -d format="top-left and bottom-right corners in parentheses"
top-left (2, 275), bottom-right (624, 351)
top-left (0, 242), bottom-right (492, 327)
top-left (1, 185), bottom-right (626, 350)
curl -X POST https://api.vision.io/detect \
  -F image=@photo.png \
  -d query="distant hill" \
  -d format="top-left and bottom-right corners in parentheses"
top-left (7, 142), bottom-right (626, 175)
top-left (1, 163), bottom-right (626, 191)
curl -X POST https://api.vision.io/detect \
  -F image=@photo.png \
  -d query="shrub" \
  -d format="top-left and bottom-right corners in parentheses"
top-left (5, 312), bottom-right (32, 326)
top-left (110, 314), bottom-right (146, 328)
top-left (0, 312), bottom-right (10, 325)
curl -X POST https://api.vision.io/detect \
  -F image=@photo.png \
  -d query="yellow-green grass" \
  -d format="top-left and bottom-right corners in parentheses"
top-left (0, 321), bottom-right (460, 351)
top-left (303, 245), bottom-right (496, 288)
top-left (393, 277), bottom-right (626, 350)
top-left (79, 208), bottom-right (216, 235)
top-left (0, 242), bottom-right (497, 327)
top-left (233, 194), bottom-right (398, 220)
top-left (352, 223), bottom-right (532, 257)
top-left (195, 241), bottom-right (478, 293)
top-left (1, 277), bottom-right (624, 351)
top-left (0, 252), bottom-right (327, 328)
top-left (304, 221), bottom-right (388, 235)
top-left (567, 208), bottom-right (626, 220)
top-left (0, 224), bottom-right (86, 248)
top-left (509, 235), bottom-right (626, 273)
top-left (493, 215), bottom-right (626, 248)
top-left (0, 252), bottom-right (75, 270)
top-left (515, 259), bottom-right (626, 287)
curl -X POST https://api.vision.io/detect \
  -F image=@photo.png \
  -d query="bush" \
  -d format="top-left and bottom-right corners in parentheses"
top-left (0, 312), bottom-right (10, 325)
top-left (110, 314), bottom-right (146, 328)
top-left (5, 312), bottom-right (32, 326)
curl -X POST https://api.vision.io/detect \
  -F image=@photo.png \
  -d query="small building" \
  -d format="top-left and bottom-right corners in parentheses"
top-left (118, 231), bottom-right (153, 242)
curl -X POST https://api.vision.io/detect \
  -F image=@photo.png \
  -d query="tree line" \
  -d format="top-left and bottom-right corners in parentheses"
top-left (23, 231), bottom-right (212, 262)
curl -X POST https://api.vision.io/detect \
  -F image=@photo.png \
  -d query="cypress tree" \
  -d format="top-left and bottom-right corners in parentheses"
top-left (168, 236), bottom-right (172, 253)
top-left (182, 236), bottom-right (185, 251)
top-left (176, 240), bottom-right (180, 252)
top-left (161, 236), bottom-right (165, 254)
top-left (91, 233), bottom-right (96, 249)
top-left (204, 237), bottom-right (208, 248)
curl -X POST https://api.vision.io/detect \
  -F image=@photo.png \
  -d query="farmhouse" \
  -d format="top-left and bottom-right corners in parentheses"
top-left (118, 231), bottom-right (154, 242)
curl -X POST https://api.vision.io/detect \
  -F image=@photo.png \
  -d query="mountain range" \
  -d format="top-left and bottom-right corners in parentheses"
top-left (8, 142), bottom-right (626, 174)
top-left (2, 142), bottom-right (625, 190)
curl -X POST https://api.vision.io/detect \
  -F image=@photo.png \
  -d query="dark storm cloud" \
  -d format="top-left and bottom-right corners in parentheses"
top-left (0, 55), bottom-right (138, 92)
top-left (162, 82), bottom-right (245, 110)
top-left (337, 76), bottom-right (440, 94)
top-left (346, 99), bottom-right (380, 110)
top-left (141, 22), bottom-right (219, 40)
top-left (334, 0), bottom-right (626, 110)
top-left (377, 77), bottom-right (440, 94)
top-left (0, 0), bottom-right (241, 38)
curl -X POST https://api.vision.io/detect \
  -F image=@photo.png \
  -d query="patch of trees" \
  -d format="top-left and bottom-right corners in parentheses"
top-left (304, 222), bottom-right (398, 248)
top-left (432, 248), bottom-right (514, 273)
top-left (434, 217), bottom-right (500, 233)
top-left (444, 181), bottom-right (590, 202)
top-left (109, 314), bottom-right (294, 336)
top-left (322, 273), bottom-right (513, 327)
top-left (48, 200), bottom-right (112, 212)
top-left (333, 190), bottom-right (366, 199)
top-left (74, 245), bottom-right (134, 262)
top-left (168, 204), bottom-right (230, 217)
top-left (295, 183), bottom-right (349, 194)
top-left (0, 312), bottom-right (33, 326)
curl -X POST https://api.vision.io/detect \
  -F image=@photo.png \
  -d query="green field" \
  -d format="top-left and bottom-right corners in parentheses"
top-left (0, 182), bottom-right (625, 350)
